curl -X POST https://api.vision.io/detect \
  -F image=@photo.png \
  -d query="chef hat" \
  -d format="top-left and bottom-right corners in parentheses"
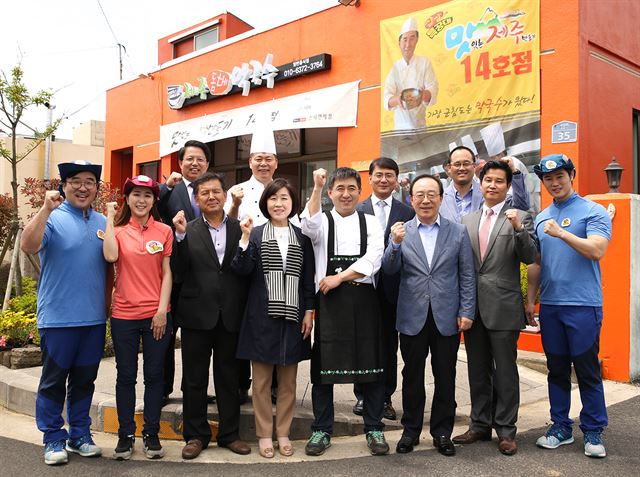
top-left (461, 135), bottom-right (478, 156)
top-left (250, 127), bottom-right (277, 155)
top-left (480, 122), bottom-right (506, 157)
top-left (400, 17), bottom-right (418, 36)
top-left (448, 141), bottom-right (458, 152)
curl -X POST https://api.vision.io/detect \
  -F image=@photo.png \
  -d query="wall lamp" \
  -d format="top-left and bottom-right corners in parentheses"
top-left (604, 156), bottom-right (623, 193)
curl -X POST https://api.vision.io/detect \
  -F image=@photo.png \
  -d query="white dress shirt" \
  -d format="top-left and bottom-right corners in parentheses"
top-left (371, 193), bottom-right (393, 228)
top-left (300, 207), bottom-right (384, 291)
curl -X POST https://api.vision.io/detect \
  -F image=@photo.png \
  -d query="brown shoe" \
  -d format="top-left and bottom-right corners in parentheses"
top-left (182, 439), bottom-right (204, 459)
top-left (220, 439), bottom-right (251, 455)
top-left (452, 429), bottom-right (492, 445)
top-left (498, 437), bottom-right (517, 456)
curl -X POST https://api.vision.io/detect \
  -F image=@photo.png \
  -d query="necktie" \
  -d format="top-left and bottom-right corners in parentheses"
top-left (479, 208), bottom-right (494, 261)
top-left (189, 184), bottom-right (201, 218)
top-left (376, 200), bottom-right (388, 231)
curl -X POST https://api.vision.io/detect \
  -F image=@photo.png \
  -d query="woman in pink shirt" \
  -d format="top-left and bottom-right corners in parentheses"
top-left (103, 175), bottom-right (173, 461)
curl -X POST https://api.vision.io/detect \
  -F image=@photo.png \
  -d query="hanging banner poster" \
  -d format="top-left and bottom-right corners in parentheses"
top-left (381, 0), bottom-right (542, 213)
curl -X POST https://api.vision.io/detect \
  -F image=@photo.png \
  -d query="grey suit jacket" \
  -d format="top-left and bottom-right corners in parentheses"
top-left (440, 173), bottom-right (530, 223)
top-left (382, 216), bottom-right (476, 337)
top-left (461, 208), bottom-right (537, 330)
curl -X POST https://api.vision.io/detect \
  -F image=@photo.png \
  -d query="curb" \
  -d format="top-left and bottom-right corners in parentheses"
top-left (0, 365), bottom-right (402, 441)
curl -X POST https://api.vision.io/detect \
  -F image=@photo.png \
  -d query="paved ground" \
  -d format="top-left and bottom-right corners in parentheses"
top-left (0, 394), bottom-right (638, 476)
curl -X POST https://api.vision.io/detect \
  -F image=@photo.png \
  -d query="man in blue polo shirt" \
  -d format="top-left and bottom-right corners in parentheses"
top-left (21, 161), bottom-right (109, 465)
top-left (526, 154), bottom-right (611, 458)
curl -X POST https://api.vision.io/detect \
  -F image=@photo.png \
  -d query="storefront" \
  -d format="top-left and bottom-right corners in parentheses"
top-left (104, 1), bottom-right (640, 372)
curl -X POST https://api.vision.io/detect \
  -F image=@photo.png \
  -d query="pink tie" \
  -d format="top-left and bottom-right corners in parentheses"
top-left (479, 208), bottom-right (494, 261)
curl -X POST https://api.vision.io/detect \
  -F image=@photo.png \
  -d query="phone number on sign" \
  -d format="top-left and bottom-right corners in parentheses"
top-left (282, 61), bottom-right (325, 77)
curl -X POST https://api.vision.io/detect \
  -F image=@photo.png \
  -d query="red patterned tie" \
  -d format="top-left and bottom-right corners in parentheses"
top-left (479, 208), bottom-right (494, 261)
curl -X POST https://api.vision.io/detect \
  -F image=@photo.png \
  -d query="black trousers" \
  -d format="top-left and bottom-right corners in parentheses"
top-left (464, 314), bottom-right (520, 438)
top-left (354, 293), bottom-right (398, 403)
top-left (399, 308), bottom-right (460, 439)
top-left (181, 320), bottom-right (241, 447)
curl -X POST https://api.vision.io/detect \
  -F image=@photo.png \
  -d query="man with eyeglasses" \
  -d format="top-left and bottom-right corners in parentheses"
top-left (382, 174), bottom-right (475, 456)
top-left (352, 158), bottom-right (415, 421)
top-left (440, 146), bottom-right (530, 223)
top-left (157, 139), bottom-right (212, 405)
top-left (22, 161), bottom-right (109, 465)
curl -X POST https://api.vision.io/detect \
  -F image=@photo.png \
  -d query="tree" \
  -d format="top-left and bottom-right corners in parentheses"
top-left (0, 65), bottom-right (61, 299)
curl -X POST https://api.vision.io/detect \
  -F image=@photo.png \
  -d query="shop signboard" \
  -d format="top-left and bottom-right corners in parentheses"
top-left (160, 80), bottom-right (358, 157)
top-left (380, 0), bottom-right (542, 212)
top-left (167, 53), bottom-right (331, 110)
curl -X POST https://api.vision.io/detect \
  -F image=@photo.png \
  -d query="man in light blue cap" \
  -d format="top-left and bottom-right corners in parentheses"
top-left (21, 161), bottom-right (108, 465)
top-left (526, 154), bottom-right (611, 458)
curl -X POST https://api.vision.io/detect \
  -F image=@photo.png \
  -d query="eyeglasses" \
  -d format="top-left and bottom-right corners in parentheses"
top-left (183, 156), bottom-right (207, 164)
top-left (65, 178), bottom-right (98, 190)
top-left (412, 192), bottom-right (440, 201)
top-left (372, 172), bottom-right (397, 180)
top-left (449, 161), bottom-right (474, 169)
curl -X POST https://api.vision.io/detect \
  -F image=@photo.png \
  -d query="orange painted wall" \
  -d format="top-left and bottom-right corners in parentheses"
top-left (589, 194), bottom-right (632, 382)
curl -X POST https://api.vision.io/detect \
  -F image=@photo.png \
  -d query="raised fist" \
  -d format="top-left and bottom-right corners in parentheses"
top-left (166, 172), bottom-right (183, 188)
top-left (173, 210), bottom-right (187, 235)
top-left (240, 216), bottom-right (253, 237)
top-left (106, 202), bottom-right (118, 220)
top-left (390, 221), bottom-right (406, 244)
top-left (230, 186), bottom-right (244, 206)
top-left (313, 168), bottom-right (327, 189)
top-left (504, 209), bottom-right (522, 231)
top-left (44, 190), bottom-right (64, 211)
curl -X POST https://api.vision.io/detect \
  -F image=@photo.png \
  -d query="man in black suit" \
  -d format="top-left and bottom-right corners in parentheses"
top-left (171, 172), bottom-right (251, 459)
top-left (157, 140), bottom-right (210, 401)
top-left (353, 157), bottom-right (415, 421)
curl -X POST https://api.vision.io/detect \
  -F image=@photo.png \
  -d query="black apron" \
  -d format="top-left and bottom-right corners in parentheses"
top-left (310, 211), bottom-right (384, 385)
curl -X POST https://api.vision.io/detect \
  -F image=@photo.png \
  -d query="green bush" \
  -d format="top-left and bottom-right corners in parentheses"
top-left (0, 277), bottom-right (39, 349)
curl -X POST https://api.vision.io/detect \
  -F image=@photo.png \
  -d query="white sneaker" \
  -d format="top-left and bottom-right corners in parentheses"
top-left (583, 431), bottom-right (606, 458)
top-left (44, 440), bottom-right (68, 465)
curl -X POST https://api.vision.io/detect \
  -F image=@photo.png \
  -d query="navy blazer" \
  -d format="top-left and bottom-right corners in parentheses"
top-left (158, 182), bottom-right (196, 227)
top-left (357, 196), bottom-right (415, 304)
top-left (382, 216), bottom-right (476, 337)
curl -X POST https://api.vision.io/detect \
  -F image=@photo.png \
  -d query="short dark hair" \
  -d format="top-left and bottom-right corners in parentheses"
top-left (259, 178), bottom-right (299, 220)
top-left (191, 172), bottom-right (225, 196)
top-left (410, 174), bottom-right (444, 197)
top-left (327, 167), bottom-right (361, 190)
top-left (479, 160), bottom-right (513, 185)
top-left (447, 145), bottom-right (476, 165)
top-left (179, 140), bottom-right (211, 163)
top-left (368, 157), bottom-right (399, 176)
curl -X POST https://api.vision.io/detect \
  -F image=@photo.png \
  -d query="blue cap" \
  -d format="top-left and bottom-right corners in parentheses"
top-left (58, 160), bottom-right (102, 182)
top-left (533, 154), bottom-right (575, 178)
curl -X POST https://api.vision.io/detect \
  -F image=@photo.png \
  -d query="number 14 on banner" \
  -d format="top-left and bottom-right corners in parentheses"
top-left (461, 50), bottom-right (533, 84)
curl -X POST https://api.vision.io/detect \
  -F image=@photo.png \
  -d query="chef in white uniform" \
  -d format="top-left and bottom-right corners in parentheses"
top-left (225, 128), bottom-right (279, 225)
top-left (383, 17), bottom-right (439, 131)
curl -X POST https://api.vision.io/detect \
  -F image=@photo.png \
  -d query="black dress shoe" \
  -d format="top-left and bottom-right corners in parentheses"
top-left (383, 401), bottom-right (397, 420)
top-left (352, 399), bottom-right (364, 416)
top-left (238, 388), bottom-right (249, 405)
top-left (432, 436), bottom-right (456, 456)
top-left (396, 435), bottom-right (419, 454)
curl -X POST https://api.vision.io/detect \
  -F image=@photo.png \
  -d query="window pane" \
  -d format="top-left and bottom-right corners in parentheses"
top-left (138, 161), bottom-right (160, 182)
top-left (194, 28), bottom-right (219, 51)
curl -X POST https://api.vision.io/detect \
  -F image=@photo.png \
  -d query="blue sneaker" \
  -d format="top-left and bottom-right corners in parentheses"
top-left (536, 423), bottom-right (574, 449)
top-left (66, 434), bottom-right (102, 457)
top-left (44, 440), bottom-right (68, 465)
top-left (583, 431), bottom-right (606, 458)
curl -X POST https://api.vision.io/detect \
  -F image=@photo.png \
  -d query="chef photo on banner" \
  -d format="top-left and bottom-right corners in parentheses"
top-left (383, 17), bottom-right (439, 131)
